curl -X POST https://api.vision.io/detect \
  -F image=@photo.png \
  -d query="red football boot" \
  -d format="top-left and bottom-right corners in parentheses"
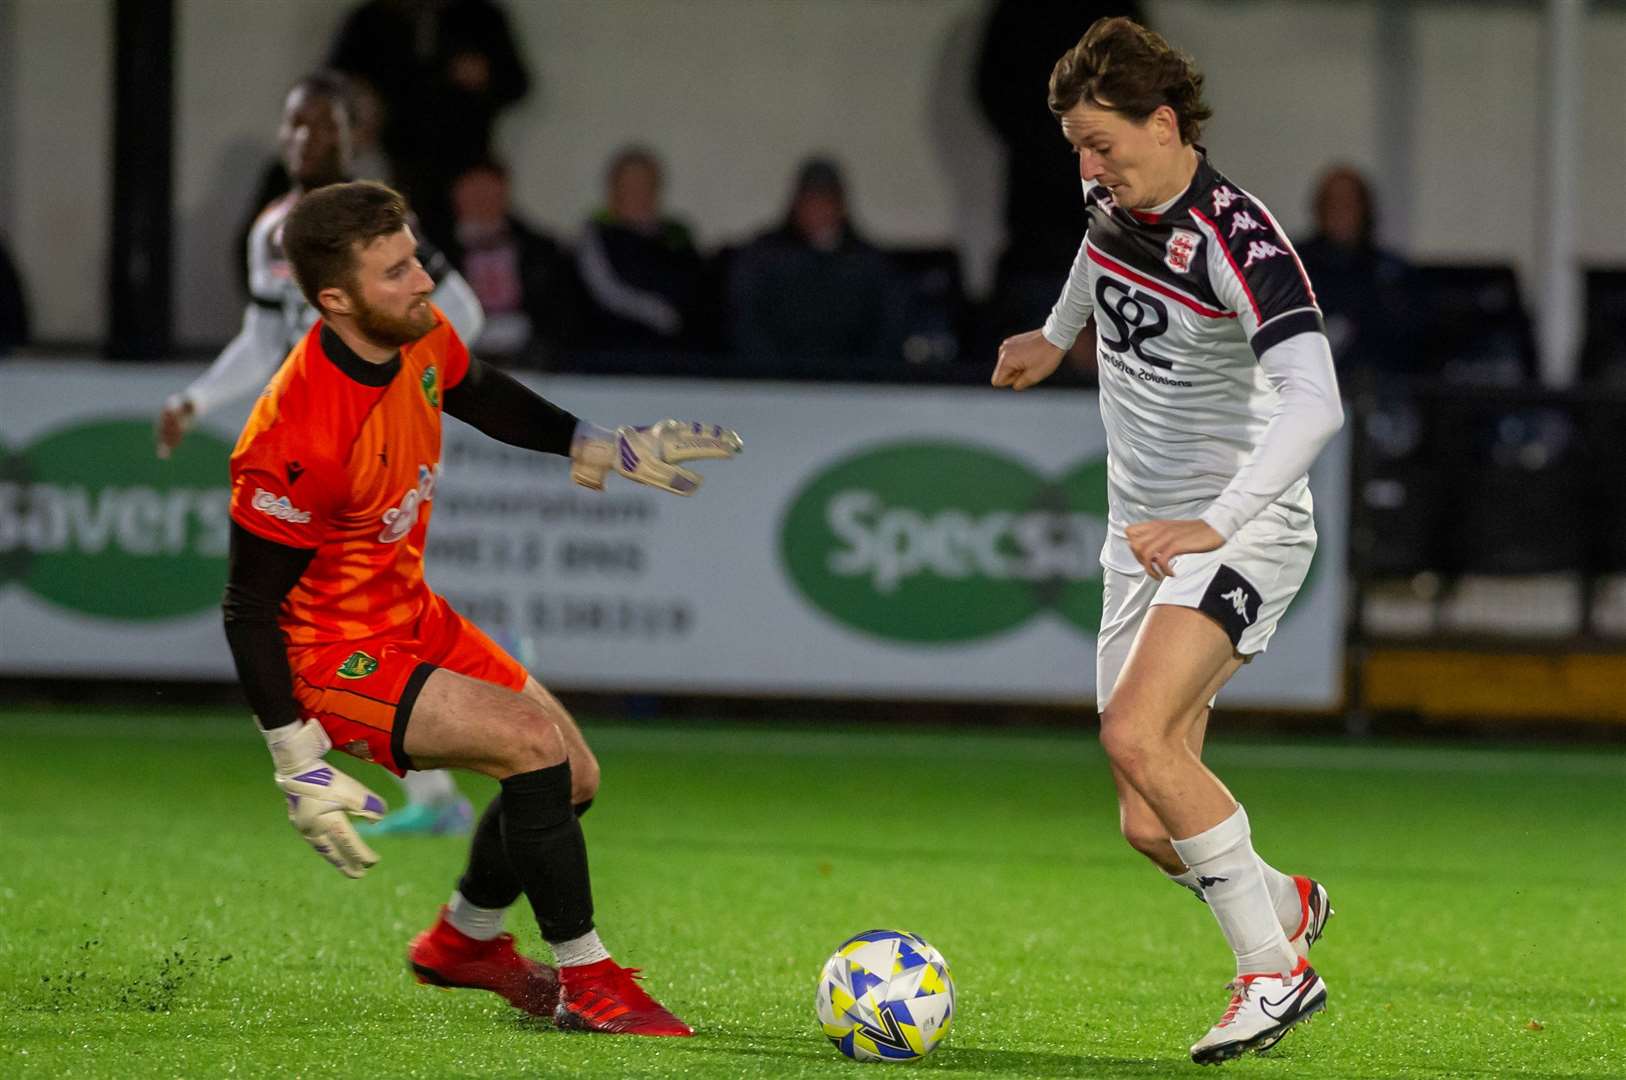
top-left (555, 958), bottom-right (693, 1036)
top-left (408, 908), bottom-right (561, 1018)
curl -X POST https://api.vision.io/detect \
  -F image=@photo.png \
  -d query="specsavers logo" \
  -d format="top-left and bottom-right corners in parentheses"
top-left (780, 442), bottom-right (1109, 643)
top-left (0, 419), bottom-right (232, 619)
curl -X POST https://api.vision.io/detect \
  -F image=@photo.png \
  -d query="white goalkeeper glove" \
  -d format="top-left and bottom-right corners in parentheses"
top-left (262, 719), bottom-right (387, 879)
top-left (570, 419), bottom-right (743, 496)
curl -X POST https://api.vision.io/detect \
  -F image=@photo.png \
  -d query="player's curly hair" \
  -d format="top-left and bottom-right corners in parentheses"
top-left (1047, 16), bottom-right (1213, 145)
top-left (282, 180), bottom-right (408, 310)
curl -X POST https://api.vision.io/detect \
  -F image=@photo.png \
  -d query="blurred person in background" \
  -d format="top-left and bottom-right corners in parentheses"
top-left (728, 156), bottom-right (901, 374)
top-left (978, 0), bottom-right (1146, 335)
top-left (0, 232), bottom-right (28, 355)
top-left (155, 72), bottom-right (483, 838)
top-left (1294, 164), bottom-right (1418, 385)
top-left (575, 146), bottom-right (705, 355)
top-left (448, 158), bottom-right (576, 369)
top-left (328, 0), bottom-right (531, 250)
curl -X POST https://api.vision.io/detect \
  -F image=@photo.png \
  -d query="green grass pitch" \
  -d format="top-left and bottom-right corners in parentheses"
top-left (1, 708), bottom-right (1621, 1078)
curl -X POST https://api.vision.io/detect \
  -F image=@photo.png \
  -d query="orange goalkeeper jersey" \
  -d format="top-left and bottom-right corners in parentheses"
top-left (228, 310), bottom-right (470, 649)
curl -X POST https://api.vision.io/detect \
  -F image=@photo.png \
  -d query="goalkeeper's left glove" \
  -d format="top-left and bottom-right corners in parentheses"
top-left (263, 719), bottom-right (387, 879)
top-left (570, 419), bottom-right (743, 495)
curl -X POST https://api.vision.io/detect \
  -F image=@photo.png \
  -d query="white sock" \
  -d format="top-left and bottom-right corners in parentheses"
top-left (445, 891), bottom-right (506, 941)
top-left (1164, 866), bottom-right (1206, 900)
top-left (550, 929), bottom-right (610, 968)
top-left (399, 768), bottom-right (460, 807)
top-left (1257, 858), bottom-right (1304, 936)
top-left (1170, 805), bottom-right (1298, 977)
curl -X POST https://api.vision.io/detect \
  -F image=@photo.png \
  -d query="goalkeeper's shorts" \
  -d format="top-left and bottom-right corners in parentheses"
top-left (288, 591), bottom-right (527, 775)
top-left (1095, 505), bottom-right (1316, 713)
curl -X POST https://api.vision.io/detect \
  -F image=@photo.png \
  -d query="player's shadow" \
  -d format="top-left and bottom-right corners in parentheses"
top-left (700, 1031), bottom-right (1166, 1077)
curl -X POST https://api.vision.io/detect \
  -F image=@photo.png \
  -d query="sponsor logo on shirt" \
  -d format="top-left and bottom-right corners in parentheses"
top-left (251, 487), bottom-right (312, 524)
top-left (1164, 229), bottom-right (1200, 274)
top-left (1242, 240), bottom-right (1288, 268)
top-left (378, 463), bottom-right (440, 543)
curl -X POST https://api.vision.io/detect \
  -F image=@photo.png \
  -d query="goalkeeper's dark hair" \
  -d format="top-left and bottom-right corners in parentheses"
top-left (282, 180), bottom-right (409, 311)
top-left (1048, 16), bottom-right (1212, 145)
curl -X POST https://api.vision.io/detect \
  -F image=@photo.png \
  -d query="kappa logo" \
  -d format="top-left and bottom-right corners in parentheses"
top-left (1229, 210), bottom-right (1266, 237)
top-left (1243, 240), bottom-right (1289, 268)
top-left (250, 487), bottom-right (312, 524)
top-left (1211, 186), bottom-right (1240, 214)
top-left (1220, 586), bottom-right (1254, 624)
top-left (1164, 229), bottom-right (1200, 274)
top-left (378, 463), bottom-right (440, 543)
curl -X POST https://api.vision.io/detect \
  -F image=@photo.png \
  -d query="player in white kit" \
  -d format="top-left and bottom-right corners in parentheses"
top-left (991, 18), bottom-right (1343, 1065)
top-left (157, 71), bottom-right (485, 837)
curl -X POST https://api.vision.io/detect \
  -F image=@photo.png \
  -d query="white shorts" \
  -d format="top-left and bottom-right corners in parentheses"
top-left (1095, 507), bottom-right (1316, 711)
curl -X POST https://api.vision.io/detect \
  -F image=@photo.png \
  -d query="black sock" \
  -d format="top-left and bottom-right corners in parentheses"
top-left (455, 795), bottom-right (524, 910)
top-left (498, 763), bottom-right (595, 943)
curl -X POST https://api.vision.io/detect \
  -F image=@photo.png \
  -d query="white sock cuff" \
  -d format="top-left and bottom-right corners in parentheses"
top-left (400, 768), bottom-right (460, 806)
top-left (1169, 804), bottom-right (1250, 868)
top-left (550, 928), bottom-right (611, 968)
top-left (445, 892), bottom-right (507, 941)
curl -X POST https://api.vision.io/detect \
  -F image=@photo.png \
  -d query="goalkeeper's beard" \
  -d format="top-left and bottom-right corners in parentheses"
top-left (352, 294), bottom-right (438, 350)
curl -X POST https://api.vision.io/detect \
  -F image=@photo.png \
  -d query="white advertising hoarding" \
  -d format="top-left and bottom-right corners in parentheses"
top-left (0, 362), bottom-right (1346, 706)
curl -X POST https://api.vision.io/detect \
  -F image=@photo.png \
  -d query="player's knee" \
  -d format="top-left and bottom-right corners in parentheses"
top-left (1098, 711), bottom-right (1151, 776)
top-left (499, 701), bottom-right (568, 774)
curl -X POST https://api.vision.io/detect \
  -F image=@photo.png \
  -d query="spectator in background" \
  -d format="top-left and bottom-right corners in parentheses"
top-left (0, 234), bottom-right (28, 354)
top-left (329, 0), bottom-right (531, 248)
top-left (1295, 164), bottom-right (1418, 385)
top-left (728, 156), bottom-right (900, 373)
top-left (978, 1), bottom-right (1145, 333)
top-left (448, 159), bottom-right (576, 369)
top-left (576, 147), bottom-right (704, 353)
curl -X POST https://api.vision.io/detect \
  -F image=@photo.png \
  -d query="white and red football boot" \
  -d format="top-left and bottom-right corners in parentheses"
top-left (1189, 956), bottom-right (1327, 1065)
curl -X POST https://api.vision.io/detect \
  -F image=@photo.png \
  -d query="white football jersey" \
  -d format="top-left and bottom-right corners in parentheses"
top-left (1042, 155), bottom-right (1326, 572)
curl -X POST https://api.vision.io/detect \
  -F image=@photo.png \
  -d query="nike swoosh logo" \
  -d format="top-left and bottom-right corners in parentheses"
top-left (1259, 981), bottom-right (1317, 1022)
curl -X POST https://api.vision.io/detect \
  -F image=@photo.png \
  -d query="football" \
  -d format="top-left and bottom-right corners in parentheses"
top-left (815, 929), bottom-right (955, 1062)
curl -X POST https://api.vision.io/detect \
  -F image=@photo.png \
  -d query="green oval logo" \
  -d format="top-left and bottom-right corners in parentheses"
top-left (0, 419), bottom-right (232, 619)
top-left (780, 442), bottom-right (1109, 643)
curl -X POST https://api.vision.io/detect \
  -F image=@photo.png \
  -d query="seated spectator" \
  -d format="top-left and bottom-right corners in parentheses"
top-left (0, 232), bottom-right (28, 354)
top-left (728, 156), bottom-right (901, 373)
top-left (1295, 164), bottom-right (1419, 386)
top-left (576, 147), bottom-right (704, 352)
top-left (448, 159), bottom-right (576, 368)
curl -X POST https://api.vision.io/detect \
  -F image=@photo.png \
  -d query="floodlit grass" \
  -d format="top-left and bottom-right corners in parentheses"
top-left (1, 709), bottom-right (1621, 1078)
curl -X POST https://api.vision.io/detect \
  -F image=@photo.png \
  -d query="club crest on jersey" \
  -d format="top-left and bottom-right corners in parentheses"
top-left (378, 463), bottom-right (440, 543)
top-left (336, 650), bottom-right (379, 680)
top-left (1164, 229), bottom-right (1200, 274)
top-left (420, 365), bottom-right (440, 409)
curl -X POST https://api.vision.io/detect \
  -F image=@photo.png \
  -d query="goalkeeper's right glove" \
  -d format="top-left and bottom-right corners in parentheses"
top-left (569, 419), bottom-right (743, 495)
top-left (262, 719), bottom-right (387, 879)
